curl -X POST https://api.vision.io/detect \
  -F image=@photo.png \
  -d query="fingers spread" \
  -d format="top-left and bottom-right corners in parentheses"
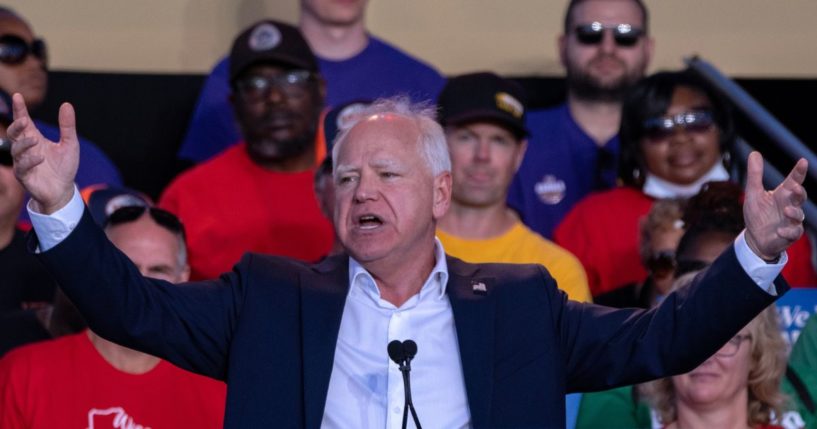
top-left (783, 206), bottom-right (805, 224)
top-left (11, 93), bottom-right (30, 121)
top-left (745, 151), bottom-right (765, 197)
top-left (777, 225), bottom-right (804, 242)
top-left (57, 102), bottom-right (79, 145)
top-left (8, 132), bottom-right (37, 157)
top-left (7, 114), bottom-right (29, 140)
top-left (784, 158), bottom-right (809, 186)
top-left (13, 151), bottom-right (45, 176)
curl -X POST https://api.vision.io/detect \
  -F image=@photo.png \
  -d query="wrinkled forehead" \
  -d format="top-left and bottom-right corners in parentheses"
top-left (336, 114), bottom-right (422, 163)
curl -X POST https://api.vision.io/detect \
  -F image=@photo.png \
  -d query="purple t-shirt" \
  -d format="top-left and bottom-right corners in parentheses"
top-left (177, 35), bottom-right (446, 163)
top-left (507, 104), bottom-right (619, 239)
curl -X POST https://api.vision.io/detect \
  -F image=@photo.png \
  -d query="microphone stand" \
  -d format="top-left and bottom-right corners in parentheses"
top-left (388, 340), bottom-right (423, 429)
top-left (399, 354), bottom-right (422, 429)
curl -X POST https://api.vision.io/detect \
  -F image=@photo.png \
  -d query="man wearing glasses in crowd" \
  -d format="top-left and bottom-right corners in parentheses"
top-left (158, 20), bottom-right (334, 280)
top-left (0, 7), bottom-right (121, 194)
top-left (508, 0), bottom-right (653, 240)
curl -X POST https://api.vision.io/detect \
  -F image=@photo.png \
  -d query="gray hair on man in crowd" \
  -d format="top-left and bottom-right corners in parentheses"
top-left (331, 96), bottom-right (452, 176)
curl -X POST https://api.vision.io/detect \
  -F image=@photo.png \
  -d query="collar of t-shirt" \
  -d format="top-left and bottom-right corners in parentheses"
top-left (642, 162), bottom-right (730, 199)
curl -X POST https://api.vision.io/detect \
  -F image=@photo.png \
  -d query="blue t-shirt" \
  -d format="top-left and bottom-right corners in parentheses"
top-left (507, 104), bottom-right (619, 239)
top-left (177, 35), bottom-right (446, 163)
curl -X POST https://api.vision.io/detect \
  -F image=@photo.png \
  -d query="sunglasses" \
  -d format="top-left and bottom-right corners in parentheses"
top-left (646, 250), bottom-right (676, 278)
top-left (105, 205), bottom-right (186, 240)
top-left (574, 22), bottom-right (644, 47)
top-left (235, 70), bottom-right (316, 102)
top-left (0, 34), bottom-right (47, 65)
top-left (0, 138), bottom-right (11, 167)
top-left (642, 111), bottom-right (715, 141)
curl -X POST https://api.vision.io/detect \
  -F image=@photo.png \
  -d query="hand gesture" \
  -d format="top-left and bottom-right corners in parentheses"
top-left (8, 93), bottom-right (79, 214)
top-left (744, 151), bottom-right (809, 261)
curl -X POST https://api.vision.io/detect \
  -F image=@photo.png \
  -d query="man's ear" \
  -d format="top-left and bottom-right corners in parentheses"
top-left (514, 139), bottom-right (528, 173)
top-left (179, 264), bottom-right (191, 283)
top-left (432, 171), bottom-right (452, 220)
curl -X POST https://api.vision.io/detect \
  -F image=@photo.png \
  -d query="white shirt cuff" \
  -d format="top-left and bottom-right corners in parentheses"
top-left (27, 185), bottom-right (85, 252)
top-left (734, 230), bottom-right (787, 295)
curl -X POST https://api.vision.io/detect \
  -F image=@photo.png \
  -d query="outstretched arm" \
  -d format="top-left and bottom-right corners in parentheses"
top-left (8, 93), bottom-right (79, 214)
top-left (743, 151), bottom-right (809, 261)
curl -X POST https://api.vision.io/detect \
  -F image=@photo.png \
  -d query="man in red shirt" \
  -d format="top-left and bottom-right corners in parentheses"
top-left (160, 20), bottom-right (333, 279)
top-left (0, 204), bottom-right (226, 428)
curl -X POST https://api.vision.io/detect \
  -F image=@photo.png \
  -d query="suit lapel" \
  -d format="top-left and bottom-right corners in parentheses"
top-left (301, 255), bottom-right (349, 429)
top-left (446, 256), bottom-right (495, 428)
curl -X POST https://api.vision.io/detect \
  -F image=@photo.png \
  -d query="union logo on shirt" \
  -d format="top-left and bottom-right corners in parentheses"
top-left (534, 175), bottom-right (566, 205)
top-left (87, 407), bottom-right (150, 429)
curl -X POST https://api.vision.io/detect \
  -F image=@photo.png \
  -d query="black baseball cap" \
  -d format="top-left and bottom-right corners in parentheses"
top-left (229, 20), bottom-right (319, 84)
top-left (437, 72), bottom-right (529, 138)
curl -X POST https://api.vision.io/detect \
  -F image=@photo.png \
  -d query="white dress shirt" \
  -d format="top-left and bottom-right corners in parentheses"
top-left (29, 187), bottom-right (787, 428)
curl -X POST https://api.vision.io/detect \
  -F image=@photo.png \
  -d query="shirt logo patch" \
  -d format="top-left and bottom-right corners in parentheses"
top-left (248, 23), bottom-right (282, 51)
top-left (534, 175), bottom-right (566, 205)
top-left (88, 407), bottom-right (150, 429)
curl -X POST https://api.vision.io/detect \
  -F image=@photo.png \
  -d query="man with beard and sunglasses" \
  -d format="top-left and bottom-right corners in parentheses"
top-left (158, 20), bottom-right (334, 280)
top-left (0, 7), bottom-right (121, 199)
top-left (508, 0), bottom-right (654, 239)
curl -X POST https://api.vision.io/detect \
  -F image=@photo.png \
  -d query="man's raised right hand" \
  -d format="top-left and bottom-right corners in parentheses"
top-left (9, 93), bottom-right (79, 214)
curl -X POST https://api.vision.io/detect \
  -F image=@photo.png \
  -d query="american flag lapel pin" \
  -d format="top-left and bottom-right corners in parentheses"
top-left (471, 281), bottom-right (488, 295)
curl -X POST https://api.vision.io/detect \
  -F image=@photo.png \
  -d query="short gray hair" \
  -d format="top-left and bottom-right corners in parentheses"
top-left (331, 96), bottom-right (451, 176)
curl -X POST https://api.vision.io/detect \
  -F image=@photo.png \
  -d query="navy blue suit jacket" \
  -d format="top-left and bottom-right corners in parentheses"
top-left (35, 210), bottom-right (786, 428)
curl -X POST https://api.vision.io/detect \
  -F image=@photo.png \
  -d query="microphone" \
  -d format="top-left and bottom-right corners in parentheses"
top-left (388, 340), bottom-right (406, 365)
top-left (386, 339), bottom-right (422, 429)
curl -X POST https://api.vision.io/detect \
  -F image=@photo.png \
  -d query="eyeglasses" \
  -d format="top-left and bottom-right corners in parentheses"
top-left (574, 22), bottom-right (644, 47)
top-left (235, 70), bottom-right (316, 102)
top-left (714, 334), bottom-right (752, 358)
top-left (646, 250), bottom-right (676, 278)
top-left (0, 139), bottom-right (11, 167)
top-left (642, 111), bottom-right (715, 141)
top-left (104, 205), bottom-right (186, 240)
top-left (0, 34), bottom-right (47, 65)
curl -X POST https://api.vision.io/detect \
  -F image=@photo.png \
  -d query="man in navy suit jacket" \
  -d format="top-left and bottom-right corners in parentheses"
top-left (9, 94), bottom-right (810, 428)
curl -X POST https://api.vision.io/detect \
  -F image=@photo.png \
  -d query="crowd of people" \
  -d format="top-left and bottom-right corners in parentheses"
top-left (0, 0), bottom-right (815, 428)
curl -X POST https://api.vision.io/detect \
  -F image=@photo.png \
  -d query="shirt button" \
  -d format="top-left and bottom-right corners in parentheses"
top-left (393, 406), bottom-right (401, 414)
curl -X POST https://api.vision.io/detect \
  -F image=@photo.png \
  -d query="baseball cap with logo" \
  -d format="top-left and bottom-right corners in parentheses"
top-left (229, 19), bottom-right (319, 84)
top-left (80, 184), bottom-right (153, 226)
top-left (437, 72), bottom-right (529, 139)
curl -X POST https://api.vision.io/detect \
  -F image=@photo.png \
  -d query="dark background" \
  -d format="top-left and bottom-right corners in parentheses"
top-left (31, 71), bottom-right (817, 200)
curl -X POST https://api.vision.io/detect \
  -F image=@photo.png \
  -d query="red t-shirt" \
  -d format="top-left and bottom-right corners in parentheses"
top-left (160, 143), bottom-right (334, 280)
top-left (0, 331), bottom-right (226, 428)
top-left (555, 187), bottom-right (817, 296)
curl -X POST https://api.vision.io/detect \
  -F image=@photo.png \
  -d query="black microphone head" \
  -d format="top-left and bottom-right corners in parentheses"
top-left (403, 340), bottom-right (417, 360)
top-left (388, 340), bottom-right (405, 364)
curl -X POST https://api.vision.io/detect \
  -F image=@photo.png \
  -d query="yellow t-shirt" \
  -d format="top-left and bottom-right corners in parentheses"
top-left (437, 222), bottom-right (592, 303)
